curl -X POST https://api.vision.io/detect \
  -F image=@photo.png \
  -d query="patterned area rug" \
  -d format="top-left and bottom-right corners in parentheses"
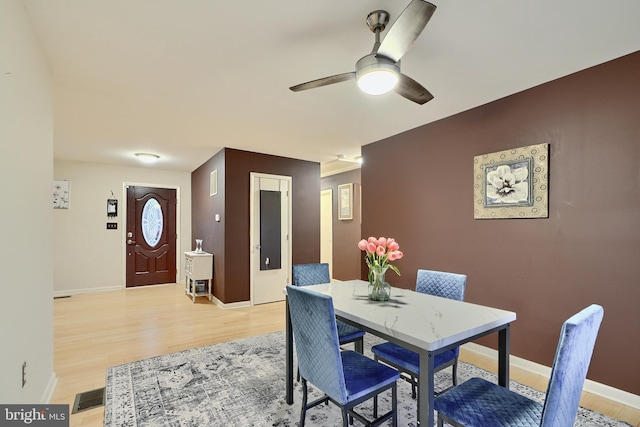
top-left (105, 331), bottom-right (631, 426)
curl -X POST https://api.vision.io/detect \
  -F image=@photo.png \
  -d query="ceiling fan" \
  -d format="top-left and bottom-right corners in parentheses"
top-left (289, 0), bottom-right (436, 105)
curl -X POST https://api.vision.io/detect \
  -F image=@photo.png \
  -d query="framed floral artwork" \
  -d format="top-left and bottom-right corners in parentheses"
top-left (338, 183), bottom-right (353, 220)
top-left (473, 143), bottom-right (549, 219)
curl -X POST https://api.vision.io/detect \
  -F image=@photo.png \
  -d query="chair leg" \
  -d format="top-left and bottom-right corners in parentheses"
top-left (300, 379), bottom-right (308, 427)
top-left (297, 367), bottom-right (300, 382)
top-left (391, 382), bottom-right (398, 427)
top-left (437, 413), bottom-right (444, 427)
top-left (373, 395), bottom-right (378, 418)
top-left (341, 408), bottom-right (349, 427)
top-left (452, 359), bottom-right (458, 386)
top-left (354, 337), bottom-right (364, 354)
top-left (371, 353), bottom-right (380, 418)
top-left (411, 375), bottom-right (417, 399)
top-left (416, 381), bottom-right (420, 423)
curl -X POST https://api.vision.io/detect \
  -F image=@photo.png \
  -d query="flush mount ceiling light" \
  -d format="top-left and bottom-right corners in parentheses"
top-left (337, 154), bottom-right (362, 163)
top-left (135, 153), bottom-right (160, 163)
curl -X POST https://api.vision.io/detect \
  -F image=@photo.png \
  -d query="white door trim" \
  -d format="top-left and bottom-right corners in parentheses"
top-left (320, 189), bottom-right (333, 278)
top-left (249, 173), bottom-right (292, 305)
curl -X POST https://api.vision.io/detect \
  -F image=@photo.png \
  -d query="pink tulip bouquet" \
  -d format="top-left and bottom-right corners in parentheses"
top-left (357, 236), bottom-right (404, 277)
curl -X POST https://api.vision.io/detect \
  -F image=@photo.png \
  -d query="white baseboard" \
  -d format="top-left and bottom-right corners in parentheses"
top-left (54, 284), bottom-right (253, 309)
top-left (53, 283), bottom-right (180, 298)
top-left (41, 372), bottom-right (58, 404)
top-left (210, 295), bottom-right (251, 309)
top-left (462, 342), bottom-right (640, 410)
top-left (53, 285), bottom-right (122, 298)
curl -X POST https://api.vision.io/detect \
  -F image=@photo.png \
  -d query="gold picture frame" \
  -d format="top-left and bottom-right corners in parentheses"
top-left (473, 143), bottom-right (549, 219)
top-left (338, 183), bottom-right (353, 220)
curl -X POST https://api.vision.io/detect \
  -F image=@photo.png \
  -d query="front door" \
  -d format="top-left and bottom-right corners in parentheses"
top-left (250, 173), bottom-right (291, 304)
top-left (126, 186), bottom-right (177, 287)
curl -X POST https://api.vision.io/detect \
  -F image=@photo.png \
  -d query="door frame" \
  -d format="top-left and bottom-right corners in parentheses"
top-left (320, 188), bottom-right (333, 278)
top-left (121, 182), bottom-right (182, 289)
top-left (249, 172), bottom-right (292, 305)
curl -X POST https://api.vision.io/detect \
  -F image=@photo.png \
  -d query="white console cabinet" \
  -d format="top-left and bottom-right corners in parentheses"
top-left (184, 251), bottom-right (213, 302)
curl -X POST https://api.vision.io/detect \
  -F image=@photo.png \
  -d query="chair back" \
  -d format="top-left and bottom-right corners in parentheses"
top-left (286, 285), bottom-right (348, 404)
top-left (416, 269), bottom-right (466, 301)
top-left (539, 304), bottom-right (604, 427)
top-left (292, 263), bottom-right (331, 287)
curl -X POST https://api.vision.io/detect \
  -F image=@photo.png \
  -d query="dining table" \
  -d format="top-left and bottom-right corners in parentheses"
top-left (285, 279), bottom-right (517, 426)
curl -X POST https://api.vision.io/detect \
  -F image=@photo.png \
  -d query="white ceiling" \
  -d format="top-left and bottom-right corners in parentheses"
top-left (23, 0), bottom-right (640, 173)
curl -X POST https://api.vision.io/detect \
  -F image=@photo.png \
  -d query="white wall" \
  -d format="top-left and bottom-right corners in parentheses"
top-left (0, 0), bottom-right (55, 403)
top-left (53, 159), bottom-right (192, 294)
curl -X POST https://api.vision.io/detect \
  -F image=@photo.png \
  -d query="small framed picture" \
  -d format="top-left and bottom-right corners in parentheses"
top-left (210, 169), bottom-right (218, 196)
top-left (338, 183), bottom-right (354, 220)
top-left (53, 180), bottom-right (70, 209)
top-left (107, 199), bottom-right (118, 217)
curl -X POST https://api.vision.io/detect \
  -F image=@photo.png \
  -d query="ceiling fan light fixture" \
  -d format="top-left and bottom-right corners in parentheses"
top-left (357, 69), bottom-right (399, 95)
top-left (355, 54), bottom-right (400, 96)
top-left (291, 4), bottom-right (436, 104)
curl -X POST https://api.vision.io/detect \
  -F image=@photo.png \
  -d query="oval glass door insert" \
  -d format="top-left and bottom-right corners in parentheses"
top-left (142, 198), bottom-right (163, 247)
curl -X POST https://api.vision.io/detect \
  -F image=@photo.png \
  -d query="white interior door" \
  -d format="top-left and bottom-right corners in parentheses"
top-left (250, 173), bottom-right (291, 305)
top-left (320, 189), bottom-right (333, 278)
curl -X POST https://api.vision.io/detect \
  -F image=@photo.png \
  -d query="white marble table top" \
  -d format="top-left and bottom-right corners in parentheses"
top-left (303, 280), bottom-right (516, 352)
top-left (184, 251), bottom-right (211, 256)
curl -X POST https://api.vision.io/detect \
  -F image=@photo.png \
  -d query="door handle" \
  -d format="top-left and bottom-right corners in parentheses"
top-left (127, 239), bottom-right (136, 245)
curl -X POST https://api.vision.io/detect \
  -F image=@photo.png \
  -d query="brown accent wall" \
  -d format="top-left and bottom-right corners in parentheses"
top-left (361, 51), bottom-right (640, 394)
top-left (192, 148), bottom-right (320, 304)
top-left (191, 150), bottom-right (226, 300)
top-left (321, 169), bottom-right (362, 280)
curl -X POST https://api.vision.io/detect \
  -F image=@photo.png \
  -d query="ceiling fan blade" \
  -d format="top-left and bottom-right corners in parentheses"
top-left (289, 72), bottom-right (356, 92)
top-left (377, 0), bottom-right (436, 62)
top-left (395, 73), bottom-right (434, 105)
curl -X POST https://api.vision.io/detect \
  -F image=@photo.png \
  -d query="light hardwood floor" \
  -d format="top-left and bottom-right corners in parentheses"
top-left (51, 284), bottom-right (640, 426)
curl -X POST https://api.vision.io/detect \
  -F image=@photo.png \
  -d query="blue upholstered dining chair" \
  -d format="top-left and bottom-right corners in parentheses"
top-left (286, 285), bottom-right (400, 427)
top-left (292, 263), bottom-right (365, 353)
top-left (371, 269), bottom-right (467, 405)
top-left (433, 304), bottom-right (604, 427)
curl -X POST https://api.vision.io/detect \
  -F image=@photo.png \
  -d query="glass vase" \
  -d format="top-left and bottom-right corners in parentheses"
top-left (368, 266), bottom-right (391, 301)
top-left (195, 239), bottom-right (203, 253)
